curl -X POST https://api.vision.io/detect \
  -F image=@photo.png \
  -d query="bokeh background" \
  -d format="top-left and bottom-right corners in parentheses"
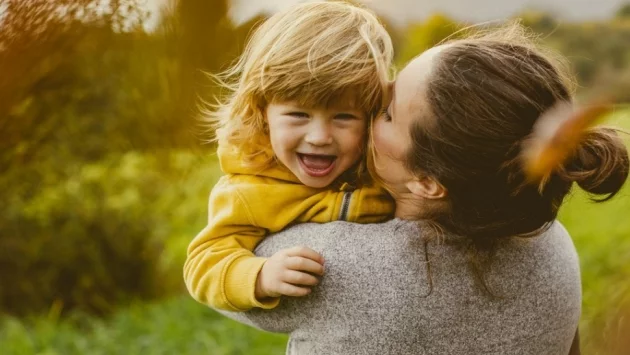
top-left (0, 0), bottom-right (629, 354)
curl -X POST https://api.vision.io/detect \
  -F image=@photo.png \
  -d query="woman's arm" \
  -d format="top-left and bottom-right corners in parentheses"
top-left (215, 306), bottom-right (295, 333)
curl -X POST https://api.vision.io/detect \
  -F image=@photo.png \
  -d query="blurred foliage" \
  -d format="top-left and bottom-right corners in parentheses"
top-left (396, 13), bottom-right (463, 66)
top-left (0, 0), bottom-right (258, 167)
top-left (0, 295), bottom-right (287, 355)
top-left (617, 3), bottom-right (630, 19)
top-left (396, 9), bottom-right (630, 103)
top-left (522, 14), bottom-right (630, 101)
top-left (0, 0), bottom-right (252, 316)
top-left (0, 150), bottom-right (221, 316)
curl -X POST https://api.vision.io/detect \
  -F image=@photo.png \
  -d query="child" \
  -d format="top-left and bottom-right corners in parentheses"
top-left (184, 1), bottom-right (395, 312)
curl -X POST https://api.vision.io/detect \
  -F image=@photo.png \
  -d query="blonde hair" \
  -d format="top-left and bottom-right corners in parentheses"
top-left (205, 1), bottom-right (394, 169)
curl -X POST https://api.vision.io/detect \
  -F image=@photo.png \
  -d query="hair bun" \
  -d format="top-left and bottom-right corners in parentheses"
top-left (561, 128), bottom-right (629, 201)
top-left (521, 100), bottom-right (629, 200)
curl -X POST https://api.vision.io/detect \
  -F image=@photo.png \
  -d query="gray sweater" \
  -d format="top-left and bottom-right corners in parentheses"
top-left (220, 219), bottom-right (581, 355)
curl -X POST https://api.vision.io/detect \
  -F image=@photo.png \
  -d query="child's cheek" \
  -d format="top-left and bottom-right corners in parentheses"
top-left (348, 127), bottom-right (367, 158)
top-left (357, 121), bottom-right (369, 147)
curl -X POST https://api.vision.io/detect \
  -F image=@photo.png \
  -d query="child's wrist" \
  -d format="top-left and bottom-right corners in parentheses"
top-left (254, 268), bottom-right (269, 300)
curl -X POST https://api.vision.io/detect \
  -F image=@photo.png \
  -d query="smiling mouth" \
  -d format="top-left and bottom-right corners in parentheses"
top-left (297, 153), bottom-right (337, 177)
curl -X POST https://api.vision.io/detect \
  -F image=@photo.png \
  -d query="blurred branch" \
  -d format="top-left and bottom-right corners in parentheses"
top-left (0, 0), bottom-right (149, 169)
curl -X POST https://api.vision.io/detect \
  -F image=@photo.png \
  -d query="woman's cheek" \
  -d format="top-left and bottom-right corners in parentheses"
top-left (371, 120), bottom-right (386, 153)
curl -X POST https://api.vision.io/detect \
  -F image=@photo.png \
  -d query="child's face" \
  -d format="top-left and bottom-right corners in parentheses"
top-left (266, 99), bottom-right (367, 188)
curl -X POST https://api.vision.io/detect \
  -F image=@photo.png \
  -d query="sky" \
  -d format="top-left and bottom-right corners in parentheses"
top-left (371, 0), bottom-right (625, 24)
top-left (8, 0), bottom-right (622, 31)
top-left (224, 0), bottom-right (626, 26)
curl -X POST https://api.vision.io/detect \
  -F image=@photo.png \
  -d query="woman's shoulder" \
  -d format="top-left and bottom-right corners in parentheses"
top-left (495, 221), bottom-right (578, 269)
top-left (485, 221), bottom-right (581, 303)
top-left (259, 219), bottom-right (579, 277)
top-left (258, 219), bottom-right (406, 253)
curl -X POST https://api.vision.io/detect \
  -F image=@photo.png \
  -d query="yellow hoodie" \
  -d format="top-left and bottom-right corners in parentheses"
top-left (184, 144), bottom-right (394, 311)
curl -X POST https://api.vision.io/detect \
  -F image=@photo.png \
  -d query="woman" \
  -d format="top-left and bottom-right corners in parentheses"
top-left (218, 26), bottom-right (629, 354)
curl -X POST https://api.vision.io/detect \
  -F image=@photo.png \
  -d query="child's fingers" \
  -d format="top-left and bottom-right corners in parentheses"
top-left (284, 246), bottom-right (324, 264)
top-left (282, 270), bottom-right (320, 286)
top-left (278, 283), bottom-right (312, 297)
top-left (285, 256), bottom-right (325, 275)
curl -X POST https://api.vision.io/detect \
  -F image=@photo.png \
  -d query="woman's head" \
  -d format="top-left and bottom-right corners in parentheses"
top-left (209, 1), bottom-right (393, 173)
top-left (372, 24), bottom-right (629, 240)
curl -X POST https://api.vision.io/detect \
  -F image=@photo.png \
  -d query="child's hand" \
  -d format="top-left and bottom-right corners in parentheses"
top-left (255, 246), bottom-right (325, 300)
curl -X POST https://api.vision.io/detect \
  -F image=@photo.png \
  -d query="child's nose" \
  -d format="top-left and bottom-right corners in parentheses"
top-left (304, 123), bottom-right (333, 146)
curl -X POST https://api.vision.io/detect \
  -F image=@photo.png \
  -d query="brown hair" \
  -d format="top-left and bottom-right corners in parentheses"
top-left (404, 24), bottom-right (629, 287)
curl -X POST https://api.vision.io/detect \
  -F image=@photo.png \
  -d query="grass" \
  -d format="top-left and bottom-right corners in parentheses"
top-left (0, 296), bottom-right (287, 355)
top-left (1, 108), bottom-right (628, 355)
top-left (560, 187), bottom-right (630, 355)
top-left (557, 107), bottom-right (630, 354)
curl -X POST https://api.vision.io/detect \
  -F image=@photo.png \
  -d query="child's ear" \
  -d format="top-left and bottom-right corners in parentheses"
top-left (406, 176), bottom-right (447, 200)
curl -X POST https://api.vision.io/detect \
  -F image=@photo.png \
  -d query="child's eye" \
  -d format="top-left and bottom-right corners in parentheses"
top-left (287, 112), bottom-right (309, 118)
top-left (335, 113), bottom-right (358, 120)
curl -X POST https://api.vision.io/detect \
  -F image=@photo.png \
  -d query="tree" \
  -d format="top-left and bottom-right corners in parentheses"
top-left (518, 10), bottom-right (558, 33)
top-left (153, 0), bottom-right (263, 147)
top-left (0, 0), bottom-right (173, 317)
top-left (0, 0), bottom-right (148, 166)
top-left (0, 0), bottom-right (268, 316)
top-left (616, 3), bottom-right (630, 19)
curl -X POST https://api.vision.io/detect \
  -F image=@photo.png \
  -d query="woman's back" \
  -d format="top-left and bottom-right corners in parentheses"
top-left (226, 219), bottom-right (581, 355)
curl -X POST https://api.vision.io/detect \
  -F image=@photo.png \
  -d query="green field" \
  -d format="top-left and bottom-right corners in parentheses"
top-left (1, 109), bottom-right (629, 355)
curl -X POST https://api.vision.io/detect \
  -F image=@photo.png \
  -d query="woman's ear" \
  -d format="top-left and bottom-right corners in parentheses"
top-left (406, 176), bottom-right (447, 200)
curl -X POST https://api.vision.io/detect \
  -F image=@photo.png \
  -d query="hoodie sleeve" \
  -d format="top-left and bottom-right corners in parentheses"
top-left (183, 176), bottom-right (280, 312)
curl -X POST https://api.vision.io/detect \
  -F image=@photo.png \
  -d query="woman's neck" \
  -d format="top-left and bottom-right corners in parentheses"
top-left (394, 192), bottom-right (448, 220)
top-left (394, 193), bottom-right (421, 219)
